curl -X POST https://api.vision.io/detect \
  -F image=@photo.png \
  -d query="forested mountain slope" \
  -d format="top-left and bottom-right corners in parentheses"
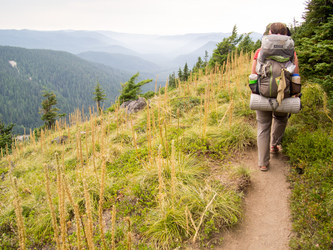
top-left (0, 46), bottom-right (137, 133)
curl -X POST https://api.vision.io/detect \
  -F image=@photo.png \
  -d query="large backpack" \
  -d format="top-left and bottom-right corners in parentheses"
top-left (255, 35), bottom-right (295, 100)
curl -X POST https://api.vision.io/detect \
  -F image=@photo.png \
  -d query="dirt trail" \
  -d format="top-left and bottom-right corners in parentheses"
top-left (218, 149), bottom-right (292, 250)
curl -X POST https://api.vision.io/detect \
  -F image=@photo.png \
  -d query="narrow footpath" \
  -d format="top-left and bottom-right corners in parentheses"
top-left (219, 149), bottom-right (293, 250)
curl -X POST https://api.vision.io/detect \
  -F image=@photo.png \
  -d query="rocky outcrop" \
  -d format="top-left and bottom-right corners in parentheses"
top-left (120, 97), bottom-right (147, 113)
top-left (51, 135), bottom-right (69, 144)
top-left (16, 135), bottom-right (30, 142)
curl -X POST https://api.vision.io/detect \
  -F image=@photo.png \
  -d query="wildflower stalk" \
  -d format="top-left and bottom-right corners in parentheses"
top-left (44, 164), bottom-right (61, 249)
top-left (131, 116), bottom-right (140, 161)
top-left (99, 159), bottom-right (107, 250)
top-left (56, 153), bottom-right (67, 248)
top-left (111, 205), bottom-right (116, 250)
top-left (12, 177), bottom-right (26, 250)
top-left (83, 178), bottom-right (94, 249)
top-left (170, 140), bottom-right (177, 207)
top-left (63, 173), bottom-right (83, 250)
top-left (125, 217), bottom-right (132, 250)
top-left (157, 145), bottom-right (165, 207)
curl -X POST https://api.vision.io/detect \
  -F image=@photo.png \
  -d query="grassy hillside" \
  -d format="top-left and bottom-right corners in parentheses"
top-left (0, 50), bottom-right (332, 249)
top-left (0, 52), bottom-right (256, 249)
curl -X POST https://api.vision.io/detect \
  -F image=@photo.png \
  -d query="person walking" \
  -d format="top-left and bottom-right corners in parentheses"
top-left (251, 22), bottom-right (299, 171)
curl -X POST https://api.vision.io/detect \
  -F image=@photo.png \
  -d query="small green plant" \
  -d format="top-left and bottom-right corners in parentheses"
top-left (171, 97), bottom-right (201, 116)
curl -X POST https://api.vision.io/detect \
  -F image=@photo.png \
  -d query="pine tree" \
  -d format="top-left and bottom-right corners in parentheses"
top-left (40, 90), bottom-right (65, 129)
top-left (93, 82), bottom-right (107, 113)
top-left (204, 51), bottom-right (209, 64)
top-left (118, 72), bottom-right (152, 104)
top-left (209, 25), bottom-right (243, 67)
top-left (178, 68), bottom-right (183, 81)
top-left (237, 33), bottom-right (260, 54)
top-left (294, 0), bottom-right (333, 96)
top-left (183, 62), bottom-right (189, 81)
top-left (168, 72), bottom-right (176, 89)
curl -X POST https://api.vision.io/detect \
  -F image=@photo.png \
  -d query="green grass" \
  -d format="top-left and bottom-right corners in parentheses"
top-left (0, 64), bottom-right (253, 248)
top-left (282, 83), bottom-right (333, 249)
top-left (3, 55), bottom-right (332, 248)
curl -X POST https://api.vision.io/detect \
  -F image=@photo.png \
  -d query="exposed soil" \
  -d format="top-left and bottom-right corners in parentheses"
top-left (217, 148), bottom-right (293, 250)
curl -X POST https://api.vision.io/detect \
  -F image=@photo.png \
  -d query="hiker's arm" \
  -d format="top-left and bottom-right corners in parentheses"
top-left (293, 54), bottom-right (299, 74)
top-left (251, 59), bottom-right (257, 74)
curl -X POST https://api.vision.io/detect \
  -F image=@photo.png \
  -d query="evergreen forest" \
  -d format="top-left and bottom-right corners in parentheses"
top-left (0, 46), bottom-right (141, 134)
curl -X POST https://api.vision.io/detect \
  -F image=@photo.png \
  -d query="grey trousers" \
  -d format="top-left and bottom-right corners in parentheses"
top-left (256, 110), bottom-right (288, 166)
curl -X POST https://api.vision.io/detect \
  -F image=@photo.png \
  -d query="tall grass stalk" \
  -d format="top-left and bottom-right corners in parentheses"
top-left (323, 92), bottom-right (333, 123)
top-left (98, 159), bottom-right (107, 250)
top-left (83, 178), bottom-right (95, 249)
top-left (111, 205), bottom-right (116, 250)
top-left (131, 116), bottom-right (140, 161)
top-left (78, 132), bottom-right (83, 169)
top-left (85, 125), bottom-right (89, 166)
top-left (157, 145), bottom-right (165, 207)
top-left (63, 173), bottom-right (83, 250)
top-left (218, 101), bottom-right (233, 127)
top-left (154, 74), bottom-right (159, 94)
top-left (157, 99), bottom-right (166, 151)
top-left (12, 177), bottom-right (26, 250)
top-left (125, 217), bottom-right (132, 250)
top-left (151, 105), bottom-right (157, 136)
top-left (91, 119), bottom-right (97, 174)
top-left (44, 164), bottom-right (61, 249)
top-left (170, 140), bottom-right (177, 207)
top-left (40, 129), bottom-right (44, 153)
top-left (55, 153), bottom-right (67, 248)
top-left (229, 98), bottom-right (234, 126)
top-left (192, 193), bottom-right (217, 243)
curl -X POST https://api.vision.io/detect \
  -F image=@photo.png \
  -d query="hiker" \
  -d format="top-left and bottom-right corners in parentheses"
top-left (251, 22), bottom-right (300, 171)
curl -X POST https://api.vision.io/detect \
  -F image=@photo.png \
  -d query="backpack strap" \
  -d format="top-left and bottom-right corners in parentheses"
top-left (268, 98), bottom-right (279, 112)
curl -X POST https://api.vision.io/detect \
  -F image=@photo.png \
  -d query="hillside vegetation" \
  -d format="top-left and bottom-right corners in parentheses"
top-left (0, 49), bottom-right (332, 249)
top-left (0, 52), bottom-right (257, 249)
top-left (0, 1), bottom-right (332, 248)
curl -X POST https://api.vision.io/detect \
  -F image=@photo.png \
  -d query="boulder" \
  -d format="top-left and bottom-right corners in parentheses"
top-left (51, 135), bottom-right (69, 144)
top-left (120, 97), bottom-right (147, 114)
top-left (16, 135), bottom-right (30, 142)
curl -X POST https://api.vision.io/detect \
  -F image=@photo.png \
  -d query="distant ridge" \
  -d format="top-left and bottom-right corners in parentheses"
top-left (77, 51), bottom-right (161, 72)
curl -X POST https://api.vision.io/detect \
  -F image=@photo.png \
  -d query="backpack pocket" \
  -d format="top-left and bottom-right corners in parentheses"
top-left (290, 74), bottom-right (301, 95)
top-left (258, 60), bottom-right (291, 98)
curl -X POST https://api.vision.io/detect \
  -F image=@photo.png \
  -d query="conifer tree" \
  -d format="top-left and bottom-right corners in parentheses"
top-left (209, 25), bottom-right (242, 67)
top-left (204, 51), bottom-right (209, 64)
top-left (183, 62), bottom-right (189, 81)
top-left (178, 68), bottom-right (183, 81)
top-left (118, 72), bottom-right (152, 104)
top-left (93, 82), bottom-right (107, 113)
top-left (168, 72), bottom-right (176, 89)
top-left (294, 0), bottom-right (333, 96)
top-left (40, 90), bottom-right (65, 129)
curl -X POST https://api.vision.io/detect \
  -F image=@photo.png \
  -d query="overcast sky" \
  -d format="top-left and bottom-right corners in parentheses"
top-left (0, 0), bottom-right (307, 35)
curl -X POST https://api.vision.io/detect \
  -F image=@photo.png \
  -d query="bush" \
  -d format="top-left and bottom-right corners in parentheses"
top-left (283, 130), bottom-right (333, 166)
top-left (284, 128), bottom-right (333, 249)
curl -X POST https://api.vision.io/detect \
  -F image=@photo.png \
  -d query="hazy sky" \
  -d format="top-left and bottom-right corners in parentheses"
top-left (0, 0), bottom-right (307, 35)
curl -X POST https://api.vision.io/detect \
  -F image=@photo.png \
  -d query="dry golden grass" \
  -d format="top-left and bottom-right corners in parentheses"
top-left (0, 51), bottom-right (255, 249)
